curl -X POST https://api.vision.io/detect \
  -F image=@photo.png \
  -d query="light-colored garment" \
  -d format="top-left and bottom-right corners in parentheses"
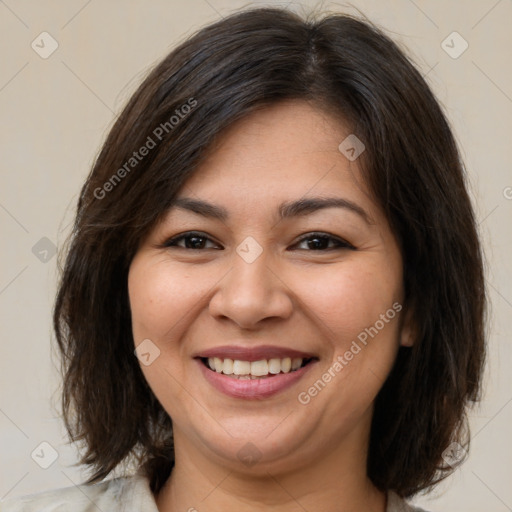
top-left (0, 472), bottom-right (429, 511)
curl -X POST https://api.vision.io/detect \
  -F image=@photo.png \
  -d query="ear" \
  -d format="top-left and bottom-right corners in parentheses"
top-left (399, 305), bottom-right (416, 347)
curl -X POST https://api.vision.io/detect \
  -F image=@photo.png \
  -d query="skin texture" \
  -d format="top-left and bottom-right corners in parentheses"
top-left (128, 100), bottom-right (414, 512)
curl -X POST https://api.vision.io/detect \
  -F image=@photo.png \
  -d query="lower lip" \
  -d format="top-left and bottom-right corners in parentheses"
top-left (197, 359), bottom-right (316, 400)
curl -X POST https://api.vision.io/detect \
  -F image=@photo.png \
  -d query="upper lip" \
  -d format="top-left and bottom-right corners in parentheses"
top-left (195, 345), bottom-right (316, 362)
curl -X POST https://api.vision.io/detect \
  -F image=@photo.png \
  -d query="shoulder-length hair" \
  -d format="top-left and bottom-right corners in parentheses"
top-left (54, 6), bottom-right (486, 498)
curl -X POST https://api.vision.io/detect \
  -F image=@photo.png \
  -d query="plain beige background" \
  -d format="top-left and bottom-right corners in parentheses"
top-left (0, 0), bottom-right (511, 510)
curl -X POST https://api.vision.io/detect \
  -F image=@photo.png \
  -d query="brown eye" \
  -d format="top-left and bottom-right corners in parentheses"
top-left (292, 232), bottom-right (356, 251)
top-left (163, 232), bottom-right (222, 250)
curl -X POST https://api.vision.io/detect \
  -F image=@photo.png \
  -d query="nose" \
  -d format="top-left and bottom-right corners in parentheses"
top-left (208, 250), bottom-right (294, 330)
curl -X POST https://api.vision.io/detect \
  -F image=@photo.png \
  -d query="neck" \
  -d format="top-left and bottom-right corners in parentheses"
top-left (154, 425), bottom-right (386, 512)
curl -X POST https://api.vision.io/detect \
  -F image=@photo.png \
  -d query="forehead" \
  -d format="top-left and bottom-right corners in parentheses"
top-left (176, 100), bottom-right (378, 220)
top-left (195, 100), bottom-right (348, 171)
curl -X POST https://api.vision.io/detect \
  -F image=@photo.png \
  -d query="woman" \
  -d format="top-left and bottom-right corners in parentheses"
top-left (1, 6), bottom-right (486, 511)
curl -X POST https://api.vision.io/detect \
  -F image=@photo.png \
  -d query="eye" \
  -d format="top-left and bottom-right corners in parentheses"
top-left (161, 231), bottom-right (221, 250)
top-left (160, 231), bottom-right (355, 252)
top-left (291, 232), bottom-right (356, 251)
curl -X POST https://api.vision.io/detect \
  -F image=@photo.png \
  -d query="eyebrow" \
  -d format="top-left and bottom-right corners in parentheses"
top-left (170, 196), bottom-right (372, 224)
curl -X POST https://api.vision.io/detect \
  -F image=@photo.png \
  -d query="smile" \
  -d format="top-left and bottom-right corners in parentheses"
top-left (203, 357), bottom-right (311, 378)
top-left (195, 345), bottom-right (318, 399)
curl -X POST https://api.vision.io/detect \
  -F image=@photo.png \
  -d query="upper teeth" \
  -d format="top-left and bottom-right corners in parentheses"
top-left (207, 357), bottom-right (303, 376)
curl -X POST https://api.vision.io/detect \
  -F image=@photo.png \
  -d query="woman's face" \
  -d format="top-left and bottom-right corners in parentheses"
top-left (128, 100), bottom-right (412, 475)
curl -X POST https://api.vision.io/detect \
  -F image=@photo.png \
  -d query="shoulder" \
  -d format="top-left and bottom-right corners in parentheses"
top-left (0, 473), bottom-right (159, 512)
top-left (387, 491), bottom-right (431, 512)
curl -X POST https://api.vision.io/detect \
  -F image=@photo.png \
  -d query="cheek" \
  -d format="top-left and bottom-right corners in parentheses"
top-left (128, 258), bottom-right (200, 412)
top-left (296, 259), bottom-right (402, 350)
top-left (128, 258), bottom-right (202, 342)
top-left (294, 261), bottom-right (403, 423)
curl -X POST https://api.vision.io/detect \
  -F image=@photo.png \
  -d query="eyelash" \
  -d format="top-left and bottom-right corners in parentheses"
top-left (161, 231), bottom-right (356, 251)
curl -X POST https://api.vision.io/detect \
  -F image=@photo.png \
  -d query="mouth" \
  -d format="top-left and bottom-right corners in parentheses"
top-left (200, 356), bottom-right (314, 379)
top-left (194, 345), bottom-right (318, 399)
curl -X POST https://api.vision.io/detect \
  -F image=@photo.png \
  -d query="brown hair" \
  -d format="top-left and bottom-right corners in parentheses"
top-left (54, 6), bottom-right (486, 498)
